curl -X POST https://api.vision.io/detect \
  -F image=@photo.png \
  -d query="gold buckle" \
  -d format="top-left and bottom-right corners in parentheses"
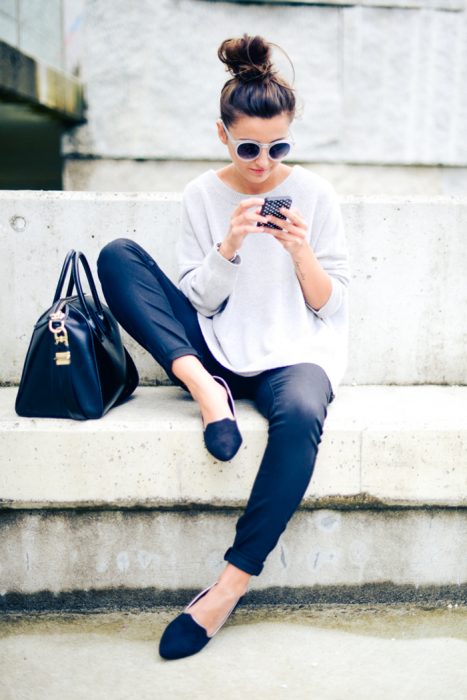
top-left (55, 351), bottom-right (71, 366)
top-left (49, 311), bottom-right (71, 364)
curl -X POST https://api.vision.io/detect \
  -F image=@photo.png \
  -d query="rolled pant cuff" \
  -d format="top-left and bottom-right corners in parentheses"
top-left (165, 347), bottom-right (203, 388)
top-left (224, 546), bottom-right (263, 577)
top-left (167, 347), bottom-right (203, 364)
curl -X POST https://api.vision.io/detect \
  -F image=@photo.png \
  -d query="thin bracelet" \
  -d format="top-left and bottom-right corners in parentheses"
top-left (216, 241), bottom-right (239, 263)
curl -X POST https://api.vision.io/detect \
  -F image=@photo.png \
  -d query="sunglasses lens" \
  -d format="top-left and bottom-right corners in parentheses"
top-left (269, 142), bottom-right (291, 160)
top-left (237, 142), bottom-right (260, 160)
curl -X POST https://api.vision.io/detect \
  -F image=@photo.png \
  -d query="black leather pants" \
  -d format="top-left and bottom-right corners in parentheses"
top-left (97, 238), bottom-right (334, 576)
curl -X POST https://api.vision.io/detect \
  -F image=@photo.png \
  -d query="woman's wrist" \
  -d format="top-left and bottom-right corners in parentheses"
top-left (290, 239), bottom-right (312, 265)
top-left (217, 240), bottom-right (239, 262)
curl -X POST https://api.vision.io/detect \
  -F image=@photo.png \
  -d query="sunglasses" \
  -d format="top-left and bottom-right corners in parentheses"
top-left (220, 120), bottom-right (295, 162)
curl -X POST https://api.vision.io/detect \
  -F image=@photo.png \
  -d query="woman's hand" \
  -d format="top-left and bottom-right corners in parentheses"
top-left (218, 198), bottom-right (269, 260)
top-left (267, 206), bottom-right (333, 310)
top-left (265, 206), bottom-right (310, 260)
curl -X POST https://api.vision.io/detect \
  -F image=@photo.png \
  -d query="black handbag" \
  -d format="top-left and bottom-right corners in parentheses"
top-left (15, 249), bottom-right (139, 420)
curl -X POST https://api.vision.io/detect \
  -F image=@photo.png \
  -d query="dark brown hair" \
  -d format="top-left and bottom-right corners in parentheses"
top-left (218, 34), bottom-right (296, 127)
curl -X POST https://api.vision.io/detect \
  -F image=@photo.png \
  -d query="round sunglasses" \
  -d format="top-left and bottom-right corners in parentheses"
top-left (220, 120), bottom-right (295, 162)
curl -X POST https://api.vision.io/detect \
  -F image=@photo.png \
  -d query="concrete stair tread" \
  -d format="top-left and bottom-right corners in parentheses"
top-left (1, 385), bottom-right (466, 509)
top-left (4, 383), bottom-right (467, 429)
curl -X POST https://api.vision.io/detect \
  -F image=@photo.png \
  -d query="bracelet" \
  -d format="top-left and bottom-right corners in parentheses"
top-left (216, 241), bottom-right (239, 263)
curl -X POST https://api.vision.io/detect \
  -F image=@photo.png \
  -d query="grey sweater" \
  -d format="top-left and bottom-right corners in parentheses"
top-left (176, 165), bottom-right (350, 393)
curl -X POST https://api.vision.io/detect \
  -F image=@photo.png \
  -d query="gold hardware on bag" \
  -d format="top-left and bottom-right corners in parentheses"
top-left (55, 351), bottom-right (71, 366)
top-left (54, 332), bottom-right (69, 345)
top-left (49, 310), bottom-right (71, 365)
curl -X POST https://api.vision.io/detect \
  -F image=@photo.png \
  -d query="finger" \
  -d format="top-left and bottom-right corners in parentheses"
top-left (270, 233), bottom-right (289, 243)
top-left (247, 209), bottom-right (266, 221)
top-left (281, 207), bottom-right (304, 224)
top-left (231, 223), bottom-right (265, 236)
top-left (265, 214), bottom-right (289, 231)
top-left (266, 231), bottom-right (289, 243)
top-left (247, 217), bottom-right (267, 228)
top-left (284, 223), bottom-right (306, 238)
top-left (236, 211), bottom-right (267, 226)
top-left (238, 198), bottom-right (266, 211)
top-left (270, 228), bottom-right (303, 243)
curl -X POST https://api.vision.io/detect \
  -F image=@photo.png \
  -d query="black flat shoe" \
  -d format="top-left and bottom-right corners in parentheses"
top-left (158, 581), bottom-right (244, 661)
top-left (203, 376), bottom-right (242, 461)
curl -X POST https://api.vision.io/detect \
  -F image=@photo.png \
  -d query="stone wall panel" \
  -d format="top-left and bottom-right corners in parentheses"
top-left (64, 0), bottom-right (342, 159)
top-left (341, 7), bottom-right (467, 164)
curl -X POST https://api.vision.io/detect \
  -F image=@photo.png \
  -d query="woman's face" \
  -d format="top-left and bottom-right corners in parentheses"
top-left (216, 113), bottom-right (293, 192)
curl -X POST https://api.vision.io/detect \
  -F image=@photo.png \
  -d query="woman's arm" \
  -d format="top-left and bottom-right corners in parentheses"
top-left (177, 187), bottom-right (267, 317)
top-left (292, 243), bottom-right (333, 312)
top-left (266, 185), bottom-right (350, 319)
top-left (177, 194), bottom-right (240, 317)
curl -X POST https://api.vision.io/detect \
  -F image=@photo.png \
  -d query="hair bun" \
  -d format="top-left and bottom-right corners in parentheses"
top-left (218, 34), bottom-right (275, 83)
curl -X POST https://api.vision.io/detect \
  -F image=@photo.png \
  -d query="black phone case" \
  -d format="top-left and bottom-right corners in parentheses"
top-left (257, 196), bottom-right (292, 230)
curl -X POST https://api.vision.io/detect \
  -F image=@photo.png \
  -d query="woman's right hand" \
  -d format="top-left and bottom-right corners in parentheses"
top-left (218, 198), bottom-right (269, 260)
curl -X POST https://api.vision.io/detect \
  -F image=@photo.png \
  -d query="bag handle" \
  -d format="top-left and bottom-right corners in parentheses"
top-left (72, 251), bottom-right (107, 335)
top-left (53, 249), bottom-right (76, 303)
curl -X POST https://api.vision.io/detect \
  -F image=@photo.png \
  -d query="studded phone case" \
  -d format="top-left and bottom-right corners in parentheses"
top-left (256, 196), bottom-right (292, 230)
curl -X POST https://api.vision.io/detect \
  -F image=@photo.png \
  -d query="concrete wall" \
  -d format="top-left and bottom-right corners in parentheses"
top-left (1, 191), bottom-right (466, 386)
top-left (63, 159), bottom-right (467, 197)
top-left (2, 508), bottom-right (466, 595)
top-left (0, 0), bottom-right (83, 74)
top-left (62, 0), bottom-right (467, 193)
top-left (0, 0), bottom-right (63, 69)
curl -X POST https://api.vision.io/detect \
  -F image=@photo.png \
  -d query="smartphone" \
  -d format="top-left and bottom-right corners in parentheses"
top-left (257, 196), bottom-right (293, 230)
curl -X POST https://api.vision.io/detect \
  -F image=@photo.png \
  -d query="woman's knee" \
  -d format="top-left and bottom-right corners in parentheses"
top-left (282, 395), bottom-right (326, 437)
top-left (97, 237), bottom-right (135, 276)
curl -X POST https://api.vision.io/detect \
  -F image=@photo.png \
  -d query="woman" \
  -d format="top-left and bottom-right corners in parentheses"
top-left (97, 33), bottom-right (350, 660)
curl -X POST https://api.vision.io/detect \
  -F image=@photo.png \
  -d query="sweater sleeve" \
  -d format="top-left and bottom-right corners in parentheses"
top-left (307, 184), bottom-right (350, 320)
top-left (176, 185), bottom-right (241, 317)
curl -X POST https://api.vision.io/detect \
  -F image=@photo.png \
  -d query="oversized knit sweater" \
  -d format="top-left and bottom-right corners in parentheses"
top-left (176, 164), bottom-right (350, 393)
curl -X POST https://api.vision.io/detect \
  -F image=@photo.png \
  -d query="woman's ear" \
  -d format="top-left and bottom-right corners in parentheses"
top-left (216, 120), bottom-right (228, 145)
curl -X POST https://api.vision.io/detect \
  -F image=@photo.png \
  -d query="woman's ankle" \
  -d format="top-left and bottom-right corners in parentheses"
top-left (216, 563), bottom-right (251, 596)
top-left (172, 360), bottom-right (233, 426)
top-left (171, 357), bottom-right (215, 405)
top-left (171, 355), bottom-right (210, 395)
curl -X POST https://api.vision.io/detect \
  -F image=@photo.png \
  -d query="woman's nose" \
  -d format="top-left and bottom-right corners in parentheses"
top-left (254, 146), bottom-right (270, 167)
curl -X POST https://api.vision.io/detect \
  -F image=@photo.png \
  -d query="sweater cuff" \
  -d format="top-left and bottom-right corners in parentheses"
top-left (215, 241), bottom-right (241, 264)
top-left (203, 243), bottom-right (241, 294)
top-left (214, 242), bottom-right (241, 267)
top-left (307, 276), bottom-right (343, 320)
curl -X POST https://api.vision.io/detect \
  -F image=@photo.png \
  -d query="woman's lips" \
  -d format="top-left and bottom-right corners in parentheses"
top-left (250, 168), bottom-right (266, 174)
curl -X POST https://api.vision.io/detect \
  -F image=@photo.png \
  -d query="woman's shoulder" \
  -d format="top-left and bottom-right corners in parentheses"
top-left (294, 165), bottom-right (337, 196)
top-left (182, 169), bottom-right (216, 200)
top-left (293, 166), bottom-right (340, 213)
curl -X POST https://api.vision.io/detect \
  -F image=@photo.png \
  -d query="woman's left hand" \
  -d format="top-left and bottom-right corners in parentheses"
top-left (265, 207), bottom-right (309, 259)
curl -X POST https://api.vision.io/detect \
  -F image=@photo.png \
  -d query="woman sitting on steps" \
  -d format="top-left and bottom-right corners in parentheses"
top-left (97, 32), bottom-right (350, 661)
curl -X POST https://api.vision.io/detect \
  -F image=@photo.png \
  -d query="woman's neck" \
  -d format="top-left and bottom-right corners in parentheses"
top-left (215, 163), bottom-right (294, 195)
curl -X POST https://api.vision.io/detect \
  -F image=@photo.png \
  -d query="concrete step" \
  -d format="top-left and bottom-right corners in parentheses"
top-left (1, 385), bottom-right (466, 509)
top-left (1, 385), bottom-right (466, 606)
top-left (1, 191), bottom-right (467, 386)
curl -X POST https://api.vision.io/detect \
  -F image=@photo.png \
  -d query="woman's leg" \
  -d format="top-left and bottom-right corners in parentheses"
top-left (223, 362), bottom-right (334, 576)
top-left (97, 238), bottom-right (244, 425)
top-left (97, 237), bottom-right (207, 383)
top-left (99, 238), bottom-right (253, 637)
top-left (187, 363), bottom-right (333, 635)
